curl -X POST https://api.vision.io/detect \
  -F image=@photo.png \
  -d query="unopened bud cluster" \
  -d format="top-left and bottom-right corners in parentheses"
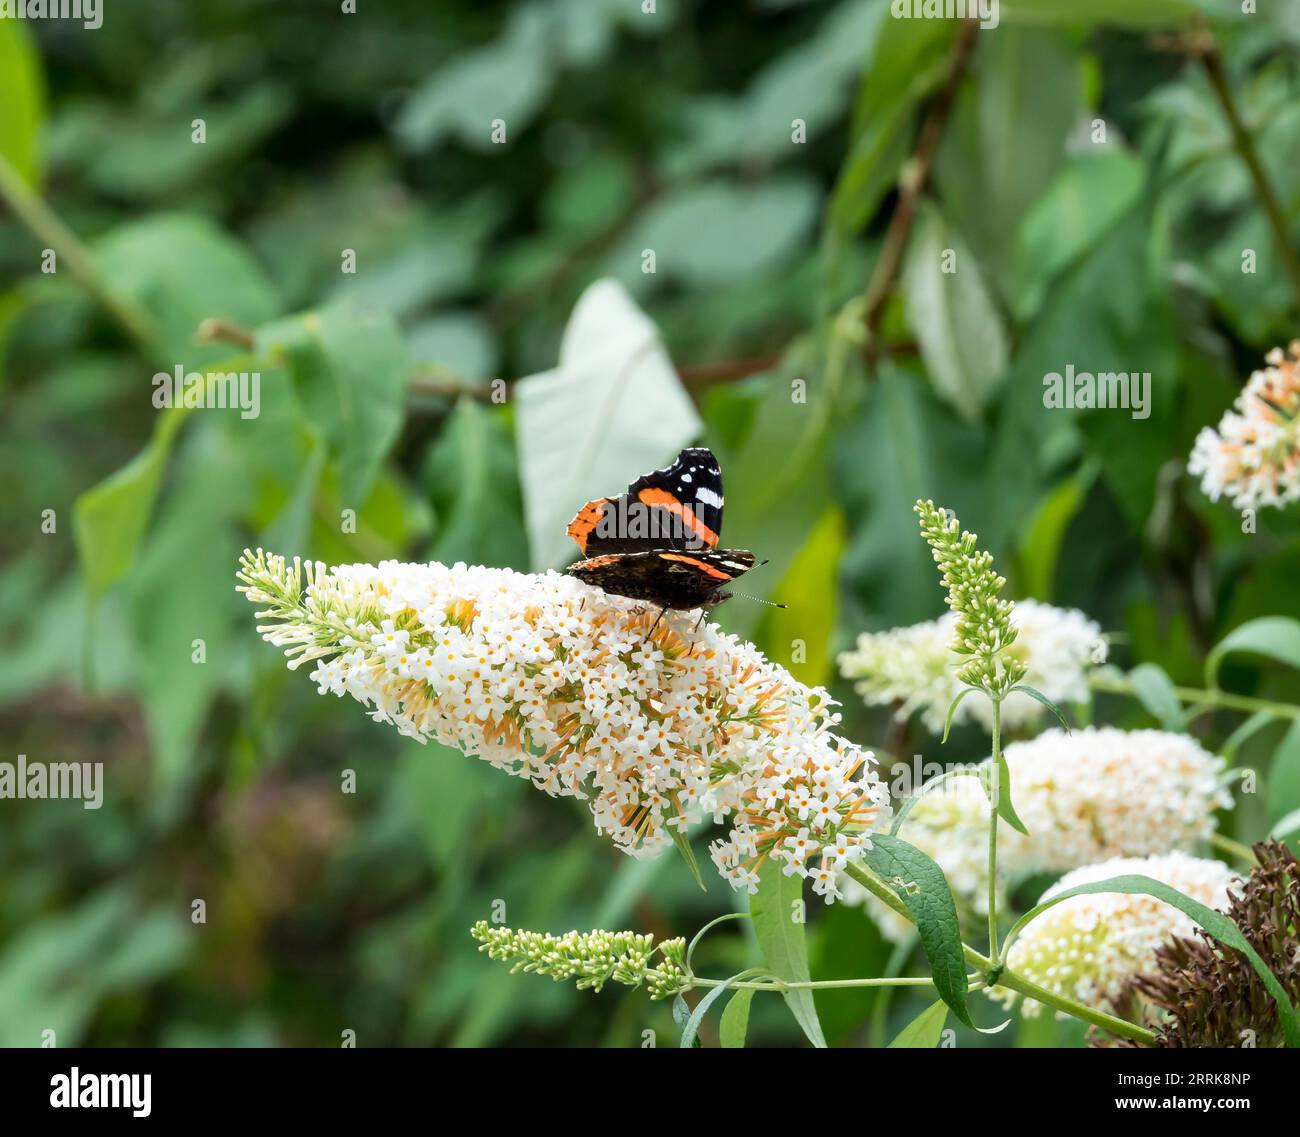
top-left (470, 920), bottom-right (689, 999)
top-left (914, 501), bottom-right (1027, 701)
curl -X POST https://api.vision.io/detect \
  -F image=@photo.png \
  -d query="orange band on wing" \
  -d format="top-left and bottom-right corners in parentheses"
top-left (637, 488), bottom-right (719, 548)
top-left (660, 553), bottom-right (731, 580)
top-left (566, 499), bottom-right (610, 554)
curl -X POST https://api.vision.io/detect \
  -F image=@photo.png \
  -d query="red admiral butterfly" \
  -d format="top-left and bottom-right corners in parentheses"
top-left (566, 447), bottom-right (772, 619)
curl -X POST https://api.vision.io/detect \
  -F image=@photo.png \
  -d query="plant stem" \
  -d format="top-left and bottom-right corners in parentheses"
top-left (1088, 673), bottom-right (1300, 721)
top-left (0, 153), bottom-right (157, 351)
top-left (677, 354), bottom-right (782, 384)
top-left (869, 932), bottom-right (922, 1047)
top-left (1199, 36), bottom-right (1300, 318)
top-left (987, 698), bottom-right (1002, 960)
top-left (1210, 831), bottom-right (1259, 866)
top-left (841, 860), bottom-right (1158, 1045)
top-left (197, 317), bottom-right (255, 350)
top-left (859, 17), bottom-right (979, 367)
top-left (691, 975), bottom-right (935, 993)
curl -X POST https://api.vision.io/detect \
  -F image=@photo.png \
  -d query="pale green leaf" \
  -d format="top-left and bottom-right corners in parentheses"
top-left (903, 203), bottom-right (1009, 420)
top-left (73, 406), bottom-right (192, 599)
top-left (750, 862), bottom-right (827, 1048)
top-left (0, 20), bottom-right (44, 185)
top-left (719, 987), bottom-right (756, 1049)
top-left (1126, 663), bottom-right (1185, 730)
top-left (1206, 617), bottom-right (1300, 689)
top-left (888, 998), bottom-right (949, 1048)
top-left (1268, 719), bottom-right (1300, 826)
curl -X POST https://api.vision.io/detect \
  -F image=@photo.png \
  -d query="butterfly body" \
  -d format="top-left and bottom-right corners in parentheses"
top-left (565, 447), bottom-right (756, 611)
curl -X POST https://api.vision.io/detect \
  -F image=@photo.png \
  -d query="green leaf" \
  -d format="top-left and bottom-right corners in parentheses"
top-left (0, 887), bottom-right (188, 1047)
top-left (750, 862), bottom-right (827, 1048)
top-left (74, 86), bottom-right (291, 204)
top-left (591, 856), bottom-right (672, 931)
top-left (1271, 807), bottom-right (1300, 841)
top-left (668, 0), bottom-right (884, 176)
top-left (1126, 663), bottom-right (1186, 730)
top-left (765, 507), bottom-right (846, 686)
top-left (668, 825), bottom-right (708, 893)
top-left (999, 0), bottom-right (1232, 28)
top-left (859, 835), bottom-right (972, 1027)
top-left (256, 302), bottom-right (409, 507)
top-left (1011, 683), bottom-right (1072, 733)
top-left (888, 998), bottom-right (949, 1048)
top-left (423, 399), bottom-right (528, 569)
top-left (1268, 719), bottom-right (1300, 827)
top-left (407, 312), bottom-right (496, 379)
top-left (826, 101), bottom-right (914, 237)
top-left (708, 338), bottom-right (834, 643)
top-left (0, 20), bottom-right (44, 186)
top-left (95, 214), bottom-right (278, 368)
top-left (829, 15), bottom-right (953, 235)
top-left (935, 25), bottom-right (1081, 301)
top-left (261, 437), bottom-right (326, 555)
top-left (942, 687), bottom-right (975, 743)
top-left (902, 203), bottom-right (1009, 421)
top-left (680, 969), bottom-right (767, 1049)
top-left (987, 747), bottom-right (1030, 837)
top-left (831, 364), bottom-right (988, 624)
top-left (395, 5), bottom-right (554, 152)
top-left (719, 988), bottom-right (756, 1049)
top-left (128, 432), bottom-right (248, 806)
top-left (73, 404), bottom-right (193, 599)
top-left (1014, 151), bottom-right (1145, 319)
top-left (1206, 617), bottom-right (1300, 689)
top-left (616, 178), bottom-right (820, 286)
top-left (671, 993), bottom-right (693, 1040)
top-left (1015, 465), bottom-right (1096, 600)
top-left (1008, 874), bottom-right (1300, 1048)
top-left (1222, 710), bottom-right (1275, 767)
top-left (513, 280), bottom-right (702, 570)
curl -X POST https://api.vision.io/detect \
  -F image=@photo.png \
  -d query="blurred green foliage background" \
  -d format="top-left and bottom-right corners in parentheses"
top-left (2, 0), bottom-right (1300, 1047)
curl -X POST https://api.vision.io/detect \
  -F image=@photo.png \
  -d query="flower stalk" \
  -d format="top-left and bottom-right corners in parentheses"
top-left (1089, 671), bottom-right (1300, 721)
top-left (0, 152), bottom-right (157, 351)
top-left (914, 500), bottom-right (1026, 960)
top-left (987, 699), bottom-right (1001, 959)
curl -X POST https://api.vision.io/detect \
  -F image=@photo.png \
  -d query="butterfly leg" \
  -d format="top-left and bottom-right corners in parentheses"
top-left (692, 608), bottom-right (707, 633)
top-left (647, 607), bottom-right (668, 638)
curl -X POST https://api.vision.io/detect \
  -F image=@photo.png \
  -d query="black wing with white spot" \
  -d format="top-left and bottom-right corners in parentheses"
top-left (625, 447), bottom-right (724, 548)
top-left (567, 447), bottom-right (725, 557)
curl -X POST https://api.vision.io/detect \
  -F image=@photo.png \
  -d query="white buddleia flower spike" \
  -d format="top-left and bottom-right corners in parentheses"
top-left (237, 549), bottom-right (889, 897)
top-left (838, 601), bottom-right (1103, 734)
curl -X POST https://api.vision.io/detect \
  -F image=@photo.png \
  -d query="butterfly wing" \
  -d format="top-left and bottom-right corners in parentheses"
top-left (568, 548), bottom-right (754, 609)
top-left (565, 447), bottom-right (725, 557)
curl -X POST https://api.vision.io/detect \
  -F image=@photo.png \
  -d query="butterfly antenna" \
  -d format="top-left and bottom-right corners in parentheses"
top-left (730, 591), bottom-right (787, 609)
